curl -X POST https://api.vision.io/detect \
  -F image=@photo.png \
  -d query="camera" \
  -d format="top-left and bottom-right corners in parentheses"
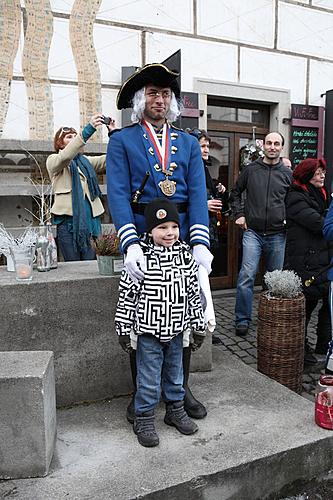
top-left (101, 115), bottom-right (111, 125)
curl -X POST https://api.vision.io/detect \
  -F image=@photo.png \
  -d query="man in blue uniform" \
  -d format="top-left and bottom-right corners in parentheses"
top-left (106, 63), bottom-right (212, 422)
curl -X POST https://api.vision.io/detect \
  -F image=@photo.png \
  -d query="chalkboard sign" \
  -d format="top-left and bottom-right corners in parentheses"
top-left (290, 126), bottom-right (318, 167)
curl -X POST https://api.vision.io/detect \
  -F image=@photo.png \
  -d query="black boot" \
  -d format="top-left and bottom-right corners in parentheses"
top-left (134, 411), bottom-right (159, 447)
top-left (183, 346), bottom-right (207, 419)
top-left (126, 350), bottom-right (136, 424)
top-left (164, 401), bottom-right (198, 435)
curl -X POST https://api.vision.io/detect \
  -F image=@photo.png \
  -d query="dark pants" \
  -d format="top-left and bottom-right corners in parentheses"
top-left (57, 223), bottom-right (96, 261)
top-left (305, 296), bottom-right (331, 353)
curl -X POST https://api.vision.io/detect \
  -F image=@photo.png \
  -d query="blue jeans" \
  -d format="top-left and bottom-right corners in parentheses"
top-left (135, 333), bottom-right (185, 415)
top-left (57, 222), bottom-right (96, 261)
top-left (235, 229), bottom-right (286, 327)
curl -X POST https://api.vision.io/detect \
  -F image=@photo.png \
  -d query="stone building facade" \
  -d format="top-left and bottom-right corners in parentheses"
top-left (1, 0), bottom-right (332, 286)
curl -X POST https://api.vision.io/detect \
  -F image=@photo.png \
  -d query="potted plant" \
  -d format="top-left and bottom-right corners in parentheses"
top-left (91, 232), bottom-right (123, 276)
top-left (257, 270), bottom-right (305, 393)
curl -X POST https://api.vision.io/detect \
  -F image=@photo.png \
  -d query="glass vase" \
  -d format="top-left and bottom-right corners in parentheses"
top-left (36, 225), bottom-right (51, 272)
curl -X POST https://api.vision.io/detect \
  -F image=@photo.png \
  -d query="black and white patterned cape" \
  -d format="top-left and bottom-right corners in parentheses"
top-left (115, 238), bottom-right (205, 342)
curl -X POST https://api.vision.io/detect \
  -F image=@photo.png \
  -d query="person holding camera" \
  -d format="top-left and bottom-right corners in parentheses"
top-left (46, 114), bottom-right (116, 260)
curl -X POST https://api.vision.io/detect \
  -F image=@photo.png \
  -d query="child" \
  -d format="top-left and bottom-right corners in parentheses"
top-left (115, 198), bottom-right (206, 447)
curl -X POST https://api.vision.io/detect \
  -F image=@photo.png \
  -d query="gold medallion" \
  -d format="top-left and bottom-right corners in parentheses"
top-left (159, 178), bottom-right (176, 196)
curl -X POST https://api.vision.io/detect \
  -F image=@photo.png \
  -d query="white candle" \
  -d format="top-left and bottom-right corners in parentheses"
top-left (15, 263), bottom-right (32, 280)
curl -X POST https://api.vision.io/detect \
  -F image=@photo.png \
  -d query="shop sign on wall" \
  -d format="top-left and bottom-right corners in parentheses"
top-left (290, 104), bottom-right (323, 167)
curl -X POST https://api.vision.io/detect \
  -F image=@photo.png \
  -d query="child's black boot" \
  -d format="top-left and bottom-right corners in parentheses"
top-left (134, 411), bottom-right (159, 447)
top-left (164, 401), bottom-right (198, 435)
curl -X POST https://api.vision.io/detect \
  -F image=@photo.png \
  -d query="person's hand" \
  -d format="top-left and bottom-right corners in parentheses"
top-left (235, 216), bottom-right (247, 230)
top-left (89, 114), bottom-right (116, 131)
top-left (118, 335), bottom-right (133, 354)
top-left (208, 198), bottom-right (222, 213)
top-left (191, 333), bottom-right (205, 352)
top-left (216, 183), bottom-right (226, 194)
top-left (124, 243), bottom-right (146, 282)
top-left (89, 114), bottom-right (104, 128)
top-left (192, 244), bottom-right (213, 275)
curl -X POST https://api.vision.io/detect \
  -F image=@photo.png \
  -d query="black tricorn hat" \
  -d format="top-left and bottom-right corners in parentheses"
top-left (116, 63), bottom-right (180, 110)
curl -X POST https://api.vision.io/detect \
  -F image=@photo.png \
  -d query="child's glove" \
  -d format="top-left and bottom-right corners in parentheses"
top-left (191, 333), bottom-right (205, 352)
top-left (118, 335), bottom-right (133, 353)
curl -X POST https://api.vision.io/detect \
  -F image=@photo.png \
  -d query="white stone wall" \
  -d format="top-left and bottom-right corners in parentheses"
top-left (1, 0), bottom-right (333, 140)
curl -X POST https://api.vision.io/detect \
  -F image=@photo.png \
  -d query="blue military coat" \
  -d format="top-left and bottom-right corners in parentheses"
top-left (106, 122), bottom-right (209, 253)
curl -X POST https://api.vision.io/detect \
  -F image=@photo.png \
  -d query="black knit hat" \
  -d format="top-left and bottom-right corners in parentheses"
top-left (144, 198), bottom-right (180, 233)
top-left (116, 63), bottom-right (180, 110)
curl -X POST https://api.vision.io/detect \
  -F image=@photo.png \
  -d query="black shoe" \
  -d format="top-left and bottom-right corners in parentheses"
top-left (184, 386), bottom-right (207, 419)
top-left (235, 325), bottom-right (248, 337)
top-left (134, 411), bottom-right (159, 447)
top-left (126, 395), bottom-right (135, 424)
top-left (164, 401), bottom-right (198, 435)
top-left (304, 351), bottom-right (318, 365)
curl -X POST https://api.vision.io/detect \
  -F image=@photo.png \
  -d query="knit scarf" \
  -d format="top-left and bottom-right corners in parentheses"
top-left (70, 154), bottom-right (102, 252)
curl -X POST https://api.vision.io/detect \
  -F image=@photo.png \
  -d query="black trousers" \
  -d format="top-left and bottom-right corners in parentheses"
top-left (305, 295), bottom-right (331, 353)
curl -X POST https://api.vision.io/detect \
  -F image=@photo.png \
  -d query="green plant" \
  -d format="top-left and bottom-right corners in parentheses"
top-left (264, 270), bottom-right (302, 299)
top-left (92, 232), bottom-right (120, 256)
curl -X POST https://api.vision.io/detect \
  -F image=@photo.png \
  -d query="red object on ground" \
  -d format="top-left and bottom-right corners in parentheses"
top-left (315, 376), bottom-right (333, 430)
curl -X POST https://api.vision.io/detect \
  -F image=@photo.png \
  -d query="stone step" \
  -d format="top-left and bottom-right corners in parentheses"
top-left (1, 349), bottom-right (332, 499)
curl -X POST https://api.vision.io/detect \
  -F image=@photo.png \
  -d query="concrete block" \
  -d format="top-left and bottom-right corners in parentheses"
top-left (0, 351), bottom-right (56, 479)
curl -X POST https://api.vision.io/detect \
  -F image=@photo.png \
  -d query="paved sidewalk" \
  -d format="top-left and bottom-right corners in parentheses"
top-left (212, 289), bottom-right (326, 401)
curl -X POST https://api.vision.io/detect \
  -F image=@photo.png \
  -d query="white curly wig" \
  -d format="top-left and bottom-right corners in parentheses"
top-left (131, 87), bottom-right (181, 123)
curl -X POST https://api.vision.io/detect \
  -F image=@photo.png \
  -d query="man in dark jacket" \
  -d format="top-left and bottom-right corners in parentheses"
top-left (230, 132), bottom-right (292, 336)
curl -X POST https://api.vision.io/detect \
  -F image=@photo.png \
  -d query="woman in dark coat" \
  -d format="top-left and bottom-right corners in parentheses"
top-left (284, 158), bottom-right (333, 364)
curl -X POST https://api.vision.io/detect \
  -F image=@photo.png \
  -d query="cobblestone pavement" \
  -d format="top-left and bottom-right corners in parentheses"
top-left (212, 289), bottom-right (326, 402)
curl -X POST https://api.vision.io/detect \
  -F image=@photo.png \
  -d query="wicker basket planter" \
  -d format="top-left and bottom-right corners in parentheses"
top-left (257, 292), bottom-right (305, 393)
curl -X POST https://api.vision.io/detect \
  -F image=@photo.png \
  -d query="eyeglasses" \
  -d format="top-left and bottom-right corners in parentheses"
top-left (145, 90), bottom-right (172, 100)
top-left (58, 127), bottom-right (76, 138)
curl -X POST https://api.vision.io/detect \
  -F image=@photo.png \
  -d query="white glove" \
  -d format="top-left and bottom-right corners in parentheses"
top-left (124, 243), bottom-right (146, 282)
top-left (192, 244), bottom-right (213, 275)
